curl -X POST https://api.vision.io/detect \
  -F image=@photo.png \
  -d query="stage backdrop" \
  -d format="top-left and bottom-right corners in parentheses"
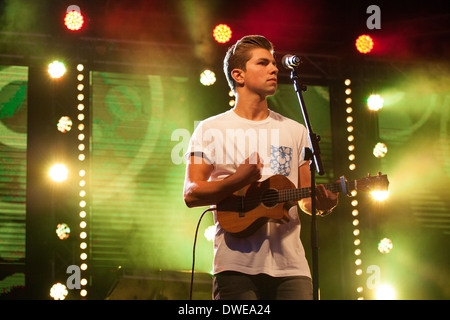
top-left (0, 66), bottom-right (27, 296)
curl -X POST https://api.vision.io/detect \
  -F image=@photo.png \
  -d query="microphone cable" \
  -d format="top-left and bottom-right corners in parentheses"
top-left (189, 207), bottom-right (215, 300)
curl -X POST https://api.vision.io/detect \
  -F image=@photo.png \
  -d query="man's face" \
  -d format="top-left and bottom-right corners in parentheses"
top-left (240, 48), bottom-right (279, 97)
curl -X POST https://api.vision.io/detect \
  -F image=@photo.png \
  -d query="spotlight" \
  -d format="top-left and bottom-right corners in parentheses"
top-left (49, 164), bottom-right (69, 182)
top-left (371, 190), bottom-right (389, 201)
top-left (367, 94), bottom-right (384, 111)
top-left (355, 34), bottom-right (374, 54)
top-left (50, 283), bottom-right (68, 300)
top-left (204, 225), bottom-right (215, 242)
top-left (373, 142), bottom-right (388, 158)
top-left (56, 223), bottom-right (71, 240)
top-left (64, 5), bottom-right (85, 31)
top-left (213, 24), bottom-right (232, 43)
top-left (378, 238), bottom-right (393, 254)
top-left (48, 61), bottom-right (66, 79)
top-left (57, 116), bottom-right (73, 133)
top-left (200, 69), bottom-right (216, 86)
top-left (375, 284), bottom-right (396, 300)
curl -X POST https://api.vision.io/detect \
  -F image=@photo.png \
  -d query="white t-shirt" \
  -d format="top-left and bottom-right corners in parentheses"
top-left (187, 109), bottom-right (311, 278)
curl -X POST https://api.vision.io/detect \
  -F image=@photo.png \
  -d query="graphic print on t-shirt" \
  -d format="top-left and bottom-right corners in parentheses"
top-left (270, 145), bottom-right (292, 176)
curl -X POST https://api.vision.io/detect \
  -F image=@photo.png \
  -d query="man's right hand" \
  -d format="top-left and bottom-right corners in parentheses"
top-left (232, 152), bottom-right (264, 185)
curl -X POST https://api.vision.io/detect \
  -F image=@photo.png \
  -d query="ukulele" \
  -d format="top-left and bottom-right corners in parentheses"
top-left (216, 173), bottom-right (389, 237)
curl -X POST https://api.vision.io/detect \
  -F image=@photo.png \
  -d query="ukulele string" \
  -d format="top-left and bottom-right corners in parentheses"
top-left (229, 182), bottom-right (340, 207)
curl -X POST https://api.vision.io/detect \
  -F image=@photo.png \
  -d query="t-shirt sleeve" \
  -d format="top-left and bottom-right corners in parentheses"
top-left (297, 124), bottom-right (311, 167)
top-left (184, 121), bottom-right (215, 165)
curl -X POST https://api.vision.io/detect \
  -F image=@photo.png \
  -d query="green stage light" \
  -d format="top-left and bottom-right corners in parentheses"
top-left (378, 238), bottom-right (393, 254)
top-left (56, 223), bottom-right (71, 240)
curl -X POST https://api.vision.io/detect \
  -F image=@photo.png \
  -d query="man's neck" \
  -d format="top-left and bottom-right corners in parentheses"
top-left (232, 93), bottom-right (270, 121)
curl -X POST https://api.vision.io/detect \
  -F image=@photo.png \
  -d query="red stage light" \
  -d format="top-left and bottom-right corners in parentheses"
top-left (355, 35), bottom-right (374, 54)
top-left (64, 5), bottom-right (84, 31)
top-left (213, 24), bottom-right (232, 44)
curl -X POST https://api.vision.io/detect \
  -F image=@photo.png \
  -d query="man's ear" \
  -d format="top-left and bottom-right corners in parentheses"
top-left (231, 69), bottom-right (244, 85)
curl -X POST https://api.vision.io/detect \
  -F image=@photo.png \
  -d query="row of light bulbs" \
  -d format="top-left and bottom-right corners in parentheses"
top-left (344, 79), bottom-right (365, 299)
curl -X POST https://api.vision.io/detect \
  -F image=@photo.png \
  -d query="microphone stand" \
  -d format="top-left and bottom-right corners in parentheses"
top-left (289, 66), bottom-right (324, 300)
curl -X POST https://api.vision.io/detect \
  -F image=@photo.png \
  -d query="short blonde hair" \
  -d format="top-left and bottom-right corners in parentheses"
top-left (223, 35), bottom-right (274, 92)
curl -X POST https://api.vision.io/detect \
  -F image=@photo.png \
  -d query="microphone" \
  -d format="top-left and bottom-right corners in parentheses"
top-left (282, 54), bottom-right (301, 69)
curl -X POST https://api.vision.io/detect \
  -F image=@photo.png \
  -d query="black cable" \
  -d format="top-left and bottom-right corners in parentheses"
top-left (189, 207), bottom-right (215, 300)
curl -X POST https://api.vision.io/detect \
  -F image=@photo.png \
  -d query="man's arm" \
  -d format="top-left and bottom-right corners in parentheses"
top-left (183, 152), bottom-right (263, 208)
top-left (298, 162), bottom-right (338, 215)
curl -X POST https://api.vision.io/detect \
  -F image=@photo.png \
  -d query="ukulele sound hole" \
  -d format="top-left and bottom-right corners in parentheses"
top-left (261, 188), bottom-right (279, 208)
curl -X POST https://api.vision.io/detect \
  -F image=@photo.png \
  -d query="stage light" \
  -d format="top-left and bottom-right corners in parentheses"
top-left (57, 116), bottom-right (73, 133)
top-left (373, 142), bottom-right (388, 158)
top-left (229, 90), bottom-right (236, 107)
top-left (200, 69), bottom-right (216, 86)
top-left (56, 223), bottom-right (71, 240)
top-left (49, 164), bottom-right (69, 182)
top-left (375, 284), bottom-right (396, 300)
top-left (204, 225), bottom-right (215, 242)
top-left (367, 94), bottom-right (384, 111)
top-left (355, 34), bottom-right (374, 54)
top-left (371, 190), bottom-right (389, 201)
top-left (64, 5), bottom-right (84, 31)
top-left (48, 61), bottom-right (66, 79)
top-left (378, 238), bottom-right (393, 254)
top-left (213, 24), bottom-right (232, 43)
top-left (50, 283), bottom-right (68, 300)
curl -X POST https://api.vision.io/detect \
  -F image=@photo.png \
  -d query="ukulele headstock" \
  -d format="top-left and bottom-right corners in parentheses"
top-left (356, 172), bottom-right (389, 192)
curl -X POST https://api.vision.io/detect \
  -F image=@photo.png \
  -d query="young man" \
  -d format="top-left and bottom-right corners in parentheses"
top-left (183, 35), bottom-right (338, 300)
